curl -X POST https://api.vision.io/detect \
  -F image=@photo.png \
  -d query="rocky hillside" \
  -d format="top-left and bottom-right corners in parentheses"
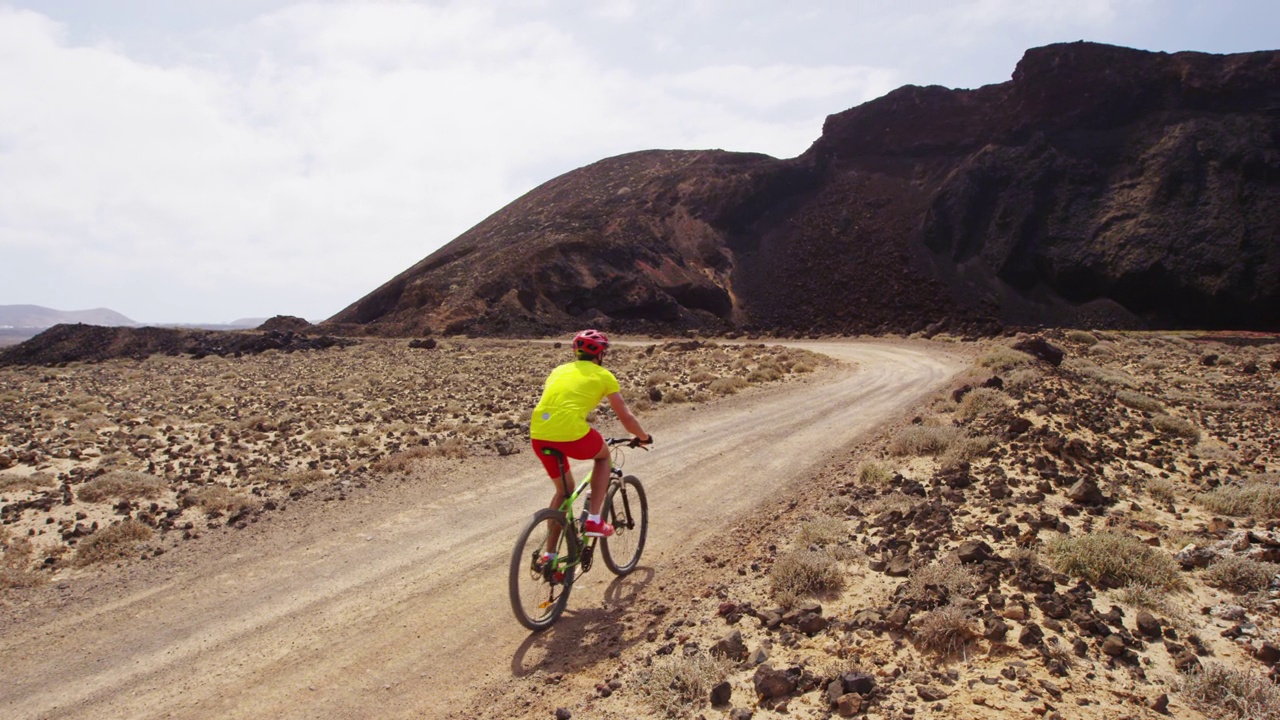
top-left (329, 42), bottom-right (1280, 338)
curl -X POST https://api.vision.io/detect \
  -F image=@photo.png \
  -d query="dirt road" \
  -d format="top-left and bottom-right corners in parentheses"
top-left (1, 341), bottom-right (963, 719)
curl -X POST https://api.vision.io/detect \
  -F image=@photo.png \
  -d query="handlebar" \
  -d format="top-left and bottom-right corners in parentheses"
top-left (606, 436), bottom-right (653, 449)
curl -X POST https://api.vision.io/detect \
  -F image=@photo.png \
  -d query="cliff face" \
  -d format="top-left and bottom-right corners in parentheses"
top-left (330, 42), bottom-right (1280, 336)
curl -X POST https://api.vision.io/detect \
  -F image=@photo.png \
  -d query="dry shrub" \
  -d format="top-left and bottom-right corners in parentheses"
top-left (709, 376), bottom-right (747, 395)
top-left (77, 471), bottom-right (166, 503)
top-left (1064, 357), bottom-right (1138, 389)
top-left (977, 346), bottom-right (1034, 372)
top-left (888, 424), bottom-right (961, 457)
top-left (940, 434), bottom-right (995, 469)
top-left (747, 366), bottom-right (782, 383)
top-left (1177, 662), bottom-right (1280, 720)
top-left (912, 605), bottom-right (978, 657)
top-left (74, 519), bottom-right (152, 567)
top-left (1116, 390), bottom-right (1164, 413)
top-left (189, 485), bottom-right (259, 515)
top-left (646, 371), bottom-right (675, 387)
top-left (866, 491), bottom-right (916, 515)
top-left (1196, 479), bottom-right (1280, 519)
top-left (904, 557), bottom-right (977, 603)
top-left (662, 389), bottom-right (691, 404)
top-left (638, 652), bottom-right (730, 717)
top-left (371, 446), bottom-right (433, 474)
top-left (0, 472), bottom-right (57, 493)
top-left (416, 437), bottom-right (469, 460)
top-left (1065, 330), bottom-right (1099, 346)
top-left (956, 388), bottom-right (1011, 420)
top-left (770, 549), bottom-right (844, 606)
top-left (689, 370), bottom-right (716, 384)
top-left (857, 462), bottom-right (893, 487)
top-left (1045, 531), bottom-right (1184, 590)
top-left (796, 516), bottom-right (846, 548)
top-left (1146, 477), bottom-right (1178, 505)
top-left (1, 528), bottom-right (44, 589)
top-left (1152, 413), bottom-right (1201, 442)
top-left (1004, 368), bottom-right (1043, 391)
top-left (1204, 555), bottom-right (1279, 594)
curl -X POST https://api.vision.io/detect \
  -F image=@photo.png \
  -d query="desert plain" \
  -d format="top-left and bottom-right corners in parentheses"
top-left (1, 330), bottom-right (1279, 720)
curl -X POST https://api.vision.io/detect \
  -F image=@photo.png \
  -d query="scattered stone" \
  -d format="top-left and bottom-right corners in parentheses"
top-left (1174, 651), bottom-right (1202, 673)
top-left (1019, 623), bottom-right (1044, 647)
top-left (1149, 693), bottom-right (1170, 714)
top-left (916, 684), bottom-right (949, 702)
top-left (1135, 611), bottom-right (1162, 639)
top-left (711, 630), bottom-right (748, 662)
top-left (1066, 479), bottom-right (1105, 505)
top-left (1255, 641), bottom-right (1280, 664)
top-left (984, 617), bottom-right (1009, 642)
top-left (710, 680), bottom-right (732, 706)
top-left (956, 540), bottom-right (992, 564)
top-left (752, 664), bottom-right (796, 700)
top-left (554, 708), bottom-right (571, 720)
top-left (841, 672), bottom-right (876, 696)
top-left (885, 555), bottom-right (912, 577)
top-left (729, 709), bottom-right (753, 720)
top-left (1101, 635), bottom-right (1127, 657)
top-left (835, 693), bottom-right (863, 717)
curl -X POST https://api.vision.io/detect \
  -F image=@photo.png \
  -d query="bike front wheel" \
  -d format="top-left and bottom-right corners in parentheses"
top-left (601, 475), bottom-right (648, 575)
top-left (509, 508), bottom-right (577, 631)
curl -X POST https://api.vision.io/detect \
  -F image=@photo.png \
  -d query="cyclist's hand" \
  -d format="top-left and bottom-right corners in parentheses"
top-left (629, 434), bottom-right (653, 449)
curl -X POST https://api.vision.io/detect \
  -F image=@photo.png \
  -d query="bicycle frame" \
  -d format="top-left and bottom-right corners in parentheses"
top-left (543, 439), bottom-right (631, 578)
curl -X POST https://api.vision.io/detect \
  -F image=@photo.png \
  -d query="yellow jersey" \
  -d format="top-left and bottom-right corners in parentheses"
top-left (530, 361), bottom-right (621, 442)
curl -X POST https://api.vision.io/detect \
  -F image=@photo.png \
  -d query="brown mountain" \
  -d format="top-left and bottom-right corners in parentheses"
top-left (329, 42), bottom-right (1280, 337)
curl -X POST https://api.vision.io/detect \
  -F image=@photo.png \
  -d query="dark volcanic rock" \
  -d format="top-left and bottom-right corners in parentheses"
top-left (327, 42), bottom-right (1280, 337)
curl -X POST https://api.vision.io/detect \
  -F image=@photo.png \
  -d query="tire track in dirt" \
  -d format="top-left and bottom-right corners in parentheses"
top-left (0, 341), bottom-right (963, 719)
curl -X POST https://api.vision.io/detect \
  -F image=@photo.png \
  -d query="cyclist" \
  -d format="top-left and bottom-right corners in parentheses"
top-left (530, 329), bottom-right (651, 551)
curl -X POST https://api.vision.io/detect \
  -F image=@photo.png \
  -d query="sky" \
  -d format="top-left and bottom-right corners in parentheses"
top-left (0, 1), bottom-right (1276, 324)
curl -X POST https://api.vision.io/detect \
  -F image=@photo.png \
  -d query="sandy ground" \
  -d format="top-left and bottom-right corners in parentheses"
top-left (0, 340), bottom-right (963, 720)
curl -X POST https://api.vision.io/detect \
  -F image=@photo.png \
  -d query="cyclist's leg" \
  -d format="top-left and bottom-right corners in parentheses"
top-left (531, 442), bottom-right (572, 554)
top-left (588, 440), bottom-right (611, 516)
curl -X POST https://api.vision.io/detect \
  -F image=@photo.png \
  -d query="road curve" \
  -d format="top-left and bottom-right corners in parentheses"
top-left (0, 340), bottom-right (964, 719)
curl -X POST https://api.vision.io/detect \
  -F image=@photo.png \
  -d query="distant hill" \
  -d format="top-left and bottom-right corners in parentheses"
top-left (330, 42), bottom-right (1280, 336)
top-left (0, 305), bottom-right (137, 329)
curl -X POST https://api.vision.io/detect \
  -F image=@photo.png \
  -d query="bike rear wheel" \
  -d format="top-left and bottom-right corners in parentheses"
top-left (509, 508), bottom-right (577, 631)
top-left (601, 475), bottom-right (648, 575)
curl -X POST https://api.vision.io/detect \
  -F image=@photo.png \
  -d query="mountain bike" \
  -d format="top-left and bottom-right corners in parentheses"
top-left (509, 437), bottom-right (650, 631)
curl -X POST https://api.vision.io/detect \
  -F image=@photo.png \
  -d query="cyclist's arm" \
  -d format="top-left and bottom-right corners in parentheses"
top-left (606, 392), bottom-right (650, 442)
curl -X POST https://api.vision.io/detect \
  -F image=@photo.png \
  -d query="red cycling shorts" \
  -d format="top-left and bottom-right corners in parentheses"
top-left (531, 429), bottom-right (605, 479)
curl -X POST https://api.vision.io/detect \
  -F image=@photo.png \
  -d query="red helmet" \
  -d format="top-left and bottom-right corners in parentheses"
top-left (573, 329), bottom-right (609, 356)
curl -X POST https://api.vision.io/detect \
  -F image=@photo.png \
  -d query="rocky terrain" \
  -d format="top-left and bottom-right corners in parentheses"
top-left (0, 336), bottom-right (825, 575)
top-left (4, 329), bottom-right (1279, 720)
top-left (330, 42), bottom-right (1280, 338)
top-left (461, 331), bottom-right (1280, 720)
